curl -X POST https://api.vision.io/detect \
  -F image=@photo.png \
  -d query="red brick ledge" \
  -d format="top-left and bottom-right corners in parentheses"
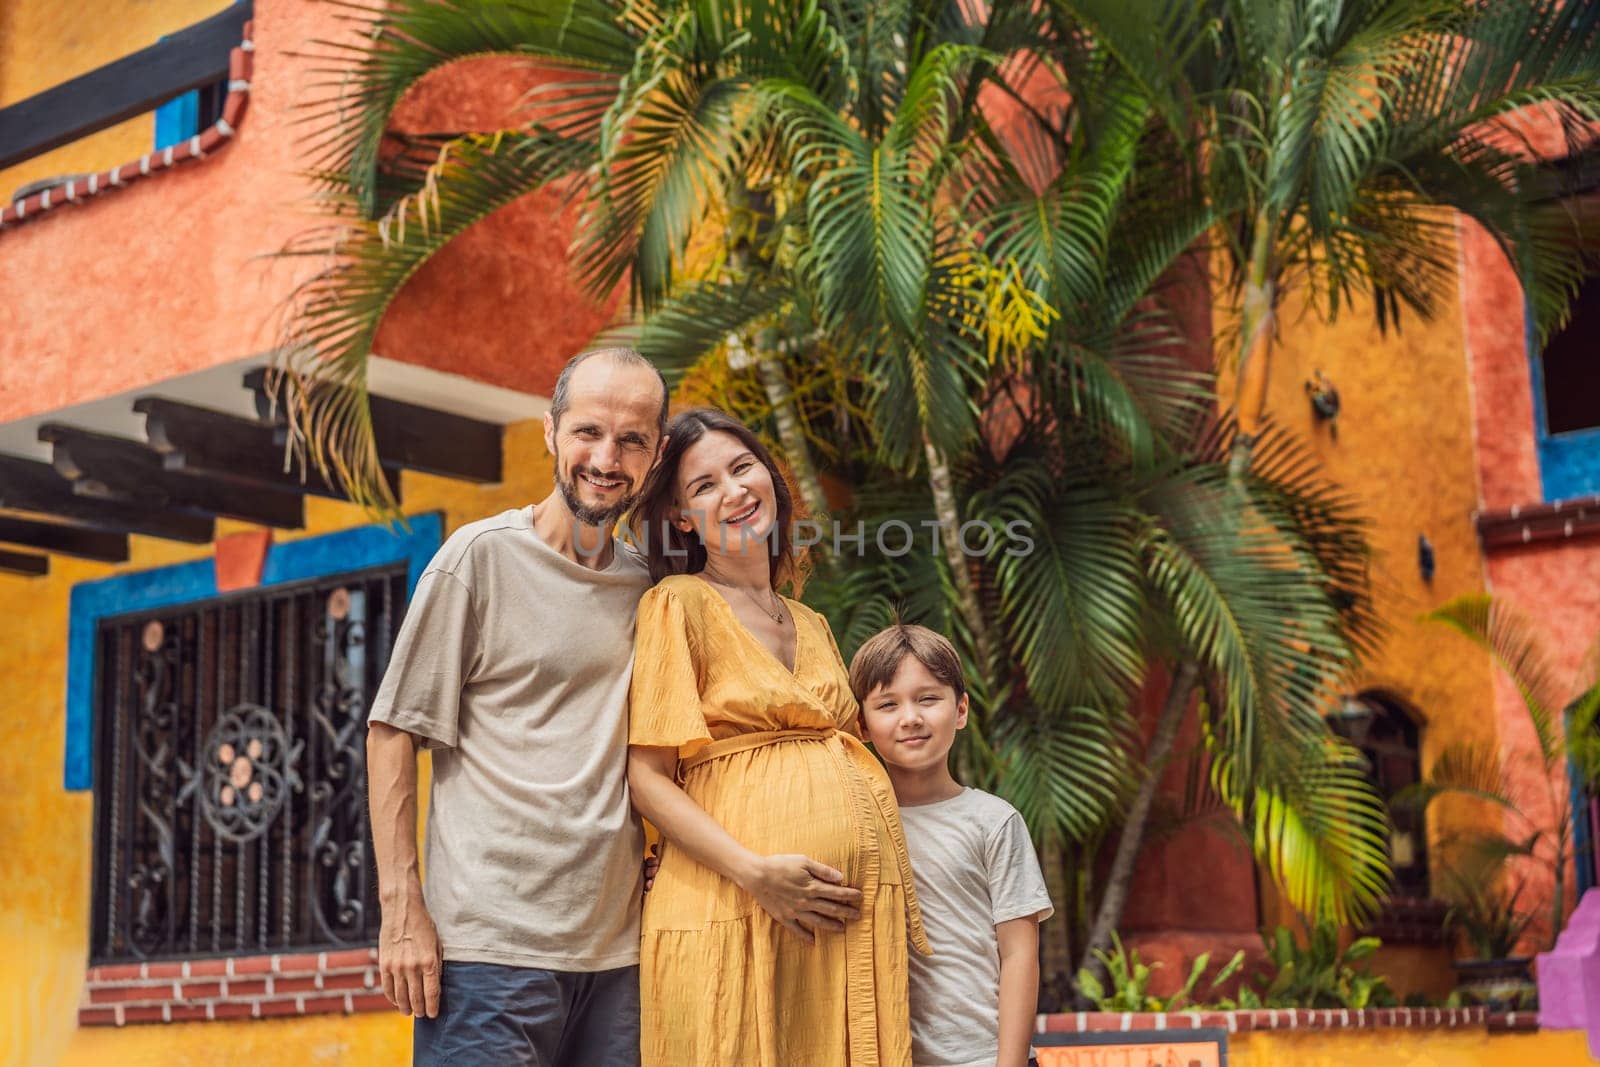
top-left (1476, 496), bottom-right (1600, 549)
top-left (78, 947), bottom-right (389, 1027)
top-left (1488, 1011), bottom-right (1540, 1033)
top-left (0, 22), bottom-right (254, 233)
top-left (1035, 1007), bottom-right (1503, 1036)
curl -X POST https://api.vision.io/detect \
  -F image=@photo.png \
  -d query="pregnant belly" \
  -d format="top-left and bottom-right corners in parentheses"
top-left (687, 738), bottom-right (859, 870)
top-left (645, 737), bottom-right (885, 930)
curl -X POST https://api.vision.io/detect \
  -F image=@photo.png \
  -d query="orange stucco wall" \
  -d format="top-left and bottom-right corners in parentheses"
top-left (1228, 1026), bottom-right (1592, 1066)
top-left (0, 1), bottom-right (614, 425)
top-left (1124, 258), bottom-right (1500, 997)
top-left (1257, 283), bottom-right (1499, 991)
top-left (0, 424), bottom-right (556, 1066)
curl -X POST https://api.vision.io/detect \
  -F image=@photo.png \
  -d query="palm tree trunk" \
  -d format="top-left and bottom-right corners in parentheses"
top-left (923, 433), bottom-right (997, 670)
top-left (1038, 837), bottom-right (1074, 1005)
top-left (751, 350), bottom-right (831, 524)
top-left (1074, 660), bottom-right (1200, 1003)
top-left (721, 196), bottom-right (830, 531)
top-left (1228, 211), bottom-right (1278, 482)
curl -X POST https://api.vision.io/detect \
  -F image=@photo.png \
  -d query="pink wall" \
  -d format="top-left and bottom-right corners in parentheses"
top-left (0, 2), bottom-right (613, 425)
top-left (1459, 105), bottom-right (1600, 944)
top-left (1459, 217), bottom-right (1543, 510)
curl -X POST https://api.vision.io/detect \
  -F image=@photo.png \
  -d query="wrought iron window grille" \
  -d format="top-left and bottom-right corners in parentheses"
top-left (89, 563), bottom-right (404, 964)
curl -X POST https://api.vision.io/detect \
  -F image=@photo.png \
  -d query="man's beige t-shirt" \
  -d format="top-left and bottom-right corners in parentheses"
top-left (368, 506), bottom-right (651, 971)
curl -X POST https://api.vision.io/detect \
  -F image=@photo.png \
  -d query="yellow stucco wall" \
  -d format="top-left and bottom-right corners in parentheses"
top-left (0, 421), bottom-right (552, 1066)
top-left (0, 0), bottom-right (234, 197)
top-left (58, 1014), bottom-right (411, 1067)
top-left (1232, 1027), bottom-right (1593, 1066)
top-left (1040, 1027), bottom-right (1593, 1067)
top-left (1218, 278), bottom-right (1500, 995)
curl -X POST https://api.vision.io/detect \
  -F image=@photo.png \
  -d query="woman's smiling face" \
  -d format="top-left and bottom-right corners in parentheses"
top-left (673, 430), bottom-right (778, 560)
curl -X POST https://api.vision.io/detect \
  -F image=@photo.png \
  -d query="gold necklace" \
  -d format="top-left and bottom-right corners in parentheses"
top-left (720, 578), bottom-right (785, 625)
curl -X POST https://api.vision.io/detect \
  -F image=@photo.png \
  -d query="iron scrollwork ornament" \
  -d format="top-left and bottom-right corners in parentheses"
top-left (182, 703), bottom-right (303, 843)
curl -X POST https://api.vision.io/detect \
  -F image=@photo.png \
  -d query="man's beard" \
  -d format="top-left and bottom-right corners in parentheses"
top-left (555, 461), bottom-right (636, 527)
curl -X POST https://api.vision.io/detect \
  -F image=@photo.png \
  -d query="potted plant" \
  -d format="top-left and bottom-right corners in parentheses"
top-left (1438, 865), bottom-right (1537, 1008)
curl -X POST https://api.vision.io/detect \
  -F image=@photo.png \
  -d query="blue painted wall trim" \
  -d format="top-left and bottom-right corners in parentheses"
top-left (1526, 298), bottom-right (1600, 501)
top-left (1570, 705), bottom-right (1595, 896)
top-left (63, 513), bottom-right (443, 791)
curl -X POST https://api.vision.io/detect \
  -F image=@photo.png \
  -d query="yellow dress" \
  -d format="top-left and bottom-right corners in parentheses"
top-left (630, 573), bottom-right (931, 1066)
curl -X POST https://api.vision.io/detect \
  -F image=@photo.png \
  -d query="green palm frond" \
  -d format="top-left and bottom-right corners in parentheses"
top-left (991, 707), bottom-right (1137, 845)
top-left (970, 454), bottom-right (1149, 710)
top-left (1565, 658), bottom-right (1600, 792)
top-left (1426, 594), bottom-right (1565, 766)
top-left (1044, 323), bottom-right (1213, 473)
top-left (767, 88), bottom-right (930, 336)
top-left (1249, 737), bottom-right (1392, 924)
top-left (1143, 461), bottom-right (1356, 787)
top-left (1391, 741), bottom-right (1513, 813)
top-left (274, 131), bottom-right (584, 507)
top-left (1239, 422), bottom-right (1380, 655)
top-left (798, 473), bottom-right (956, 647)
top-left (576, 5), bottom-right (756, 308)
top-left (605, 278), bottom-right (790, 385)
top-left (299, 0), bottom-right (640, 213)
top-left (1053, 0), bottom-right (1211, 136)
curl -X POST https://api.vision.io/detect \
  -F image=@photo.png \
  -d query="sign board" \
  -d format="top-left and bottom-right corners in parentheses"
top-left (1035, 1027), bottom-right (1228, 1067)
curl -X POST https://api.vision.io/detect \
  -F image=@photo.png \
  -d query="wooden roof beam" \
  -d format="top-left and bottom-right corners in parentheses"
top-left (0, 454), bottom-right (213, 542)
top-left (39, 424), bottom-right (303, 530)
top-left (243, 369), bottom-right (503, 484)
top-left (0, 548), bottom-right (47, 577)
top-left (134, 396), bottom-right (402, 502)
top-left (0, 515), bottom-right (128, 562)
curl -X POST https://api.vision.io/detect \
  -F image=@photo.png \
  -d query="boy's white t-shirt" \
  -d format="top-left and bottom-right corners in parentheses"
top-left (899, 787), bottom-right (1054, 1067)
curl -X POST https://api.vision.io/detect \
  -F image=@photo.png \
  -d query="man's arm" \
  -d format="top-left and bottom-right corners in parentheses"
top-left (367, 721), bottom-right (441, 1018)
top-left (995, 916), bottom-right (1042, 1067)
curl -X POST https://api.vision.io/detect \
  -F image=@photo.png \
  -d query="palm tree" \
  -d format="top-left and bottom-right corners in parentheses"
top-left (1004, 0), bottom-right (1600, 991)
top-left (279, 0), bottom-right (1396, 996)
top-left (813, 410), bottom-right (1394, 996)
top-left (1057, 0), bottom-right (1600, 478)
top-left (279, 0), bottom-right (1025, 653)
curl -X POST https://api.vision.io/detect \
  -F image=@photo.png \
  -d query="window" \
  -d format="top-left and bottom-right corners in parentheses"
top-left (89, 565), bottom-right (404, 963)
top-left (1329, 692), bottom-right (1428, 899)
top-left (1539, 275), bottom-right (1600, 437)
top-left (153, 81), bottom-right (228, 151)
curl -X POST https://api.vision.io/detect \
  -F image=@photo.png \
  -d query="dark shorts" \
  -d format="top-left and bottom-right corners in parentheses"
top-left (413, 961), bottom-right (640, 1067)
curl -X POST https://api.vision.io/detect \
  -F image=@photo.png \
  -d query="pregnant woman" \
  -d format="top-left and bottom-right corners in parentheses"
top-left (626, 407), bottom-right (930, 1066)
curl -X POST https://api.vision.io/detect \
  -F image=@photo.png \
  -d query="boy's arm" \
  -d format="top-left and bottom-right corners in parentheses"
top-left (995, 915), bottom-right (1041, 1067)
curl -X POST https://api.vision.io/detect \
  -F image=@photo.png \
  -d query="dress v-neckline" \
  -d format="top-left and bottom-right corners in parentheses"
top-left (689, 574), bottom-right (803, 676)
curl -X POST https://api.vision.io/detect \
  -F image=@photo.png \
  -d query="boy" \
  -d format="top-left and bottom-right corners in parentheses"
top-left (850, 624), bottom-right (1053, 1067)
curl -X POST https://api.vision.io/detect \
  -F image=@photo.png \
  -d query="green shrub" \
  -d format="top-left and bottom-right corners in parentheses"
top-left (1221, 922), bottom-right (1396, 1010)
top-left (1075, 933), bottom-right (1245, 1012)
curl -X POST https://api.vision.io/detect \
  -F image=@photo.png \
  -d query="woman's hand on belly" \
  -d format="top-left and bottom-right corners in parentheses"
top-left (736, 854), bottom-right (863, 945)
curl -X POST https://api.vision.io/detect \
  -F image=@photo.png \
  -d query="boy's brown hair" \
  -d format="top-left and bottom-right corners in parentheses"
top-left (848, 624), bottom-right (966, 704)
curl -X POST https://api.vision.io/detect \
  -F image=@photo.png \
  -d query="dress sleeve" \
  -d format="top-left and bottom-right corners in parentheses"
top-left (629, 584), bottom-right (713, 753)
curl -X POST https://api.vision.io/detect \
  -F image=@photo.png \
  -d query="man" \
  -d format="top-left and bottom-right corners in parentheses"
top-left (366, 348), bottom-right (669, 1066)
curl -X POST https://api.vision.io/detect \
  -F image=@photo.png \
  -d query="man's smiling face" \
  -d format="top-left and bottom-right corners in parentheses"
top-left (543, 355), bottom-right (666, 527)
